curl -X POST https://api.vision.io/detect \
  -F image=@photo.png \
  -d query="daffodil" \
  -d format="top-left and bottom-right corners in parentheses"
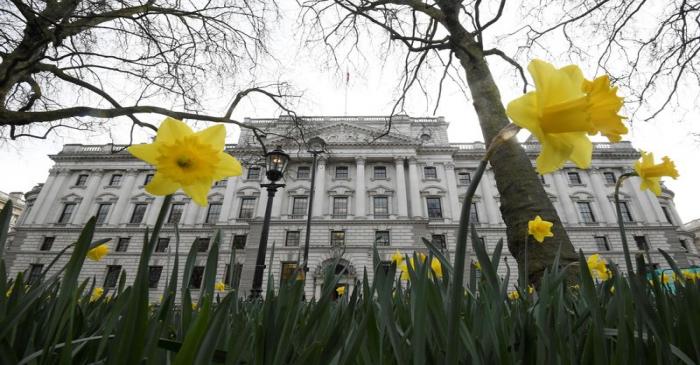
top-left (586, 254), bottom-right (611, 281)
top-left (391, 250), bottom-right (404, 265)
top-left (682, 270), bottom-right (697, 282)
top-left (430, 258), bottom-right (443, 278)
top-left (661, 272), bottom-right (676, 285)
top-left (508, 290), bottom-right (520, 300)
top-left (473, 261), bottom-right (482, 271)
top-left (528, 215), bottom-right (554, 243)
top-left (506, 59), bottom-right (626, 174)
top-left (192, 302), bottom-right (198, 310)
top-left (633, 151), bottom-right (679, 196)
top-left (398, 262), bottom-right (409, 281)
top-left (90, 287), bottom-right (104, 302)
top-left (87, 244), bottom-right (109, 261)
top-left (215, 281), bottom-right (226, 292)
top-left (336, 286), bottom-right (345, 296)
top-left (128, 118), bottom-right (243, 206)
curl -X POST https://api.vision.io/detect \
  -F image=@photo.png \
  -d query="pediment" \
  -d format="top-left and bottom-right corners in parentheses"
top-left (268, 122), bottom-right (418, 146)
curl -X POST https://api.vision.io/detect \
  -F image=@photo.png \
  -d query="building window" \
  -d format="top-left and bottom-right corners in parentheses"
top-left (155, 237), bottom-right (170, 252)
top-left (373, 196), bottom-right (389, 218)
top-left (297, 166), bottom-right (311, 179)
top-left (577, 202), bottom-right (596, 223)
top-left (567, 171), bottom-right (582, 185)
top-left (335, 166), bottom-right (349, 179)
top-left (232, 234), bottom-right (247, 249)
top-left (680, 239), bottom-right (689, 251)
top-left (205, 202), bottom-right (222, 224)
top-left (144, 174), bottom-right (154, 185)
top-left (661, 206), bottom-right (674, 224)
top-left (331, 231), bottom-right (345, 247)
top-left (374, 166), bottom-right (387, 179)
top-left (469, 202), bottom-right (479, 223)
top-left (432, 234), bottom-right (447, 250)
top-left (168, 203), bottom-right (185, 224)
top-left (130, 203), bottom-right (148, 224)
top-left (292, 197), bottom-right (308, 218)
top-left (58, 203), bottom-right (76, 224)
top-left (224, 263), bottom-right (243, 288)
top-left (190, 266), bottom-right (205, 289)
top-left (479, 236), bottom-right (486, 247)
top-left (379, 261), bottom-right (394, 274)
top-left (40, 236), bottom-right (55, 251)
top-left (634, 235), bottom-right (649, 251)
top-left (148, 266), bottom-right (163, 289)
top-left (618, 201), bottom-right (633, 222)
top-left (595, 236), bottom-right (611, 251)
top-left (104, 265), bottom-right (122, 288)
top-left (196, 237), bottom-right (210, 252)
top-left (426, 197), bottom-right (442, 219)
top-left (75, 174), bottom-right (89, 186)
top-left (280, 262), bottom-right (300, 283)
top-left (285, 231), bottom-right (300, 246)
top-left (375, 231), bottom-right (390, 246)
top-left (424, 166), bottom-right (437, 179)
top-left (28, 264), bottom-right (44, 285)
top-left (332, 197), bottom-right (348, 218)
top-left (247, 167), bottom-right (261, 180)
top-left (95, 203), bottom-right (111, 224)
top-left (213, 179), bottom-right (227, 187)
top-left (457, 169), bottom-right (471, 185)
top-left (116, 237), bottom-right (130, 252)
top-left (109, 174), bottom-right (123, 186)
top-left (603, 172), bottom-right (616, 184)
top-left (238, 197), bottom-right (256, 219)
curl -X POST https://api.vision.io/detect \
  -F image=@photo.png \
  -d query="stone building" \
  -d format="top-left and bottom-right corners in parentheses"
top-left (0, 191), bottom-right (25, 231)
top-left (5, 115), bottom-right (695, 299)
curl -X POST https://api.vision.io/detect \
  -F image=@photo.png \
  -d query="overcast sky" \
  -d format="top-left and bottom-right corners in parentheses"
top-left (1, 2), bottom-right (698, 223)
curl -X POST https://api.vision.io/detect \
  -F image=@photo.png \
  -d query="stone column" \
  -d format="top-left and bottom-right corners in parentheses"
top-left (444, 163), bottom-right (460, 222)
top-left (219, 176), bottom-right (239, 223)
top-left (479, 170), bottom-right (500, 224)
top-left (551, 171), bottom-right (578, 224)
top-left (271, 187), bottom-right (284, 218)
top-left (145, 197), bottom-right (163, 224)
top-left (626, 177), bottom-right (656, 223)
top-left (256, 189), bottom-right (268, 218)
top-left (183, 198), bottom-right (201, 225)
top-left (642, 187), bottom-right (667, 223)
top-left (35, 168), bottom-right (70, 224)
top-left (74, 170), bottom-right (104, 224)
top-left (312, 157), bottom-right (327, 218)
top-left (27, 168), bottom-right (60, 224)
top-left (355, 157), bottom-right (366, 219)
top-left (407, 156), bottom-right (422, 218)
top-left (109, 169), bottom-right (138, 225)
top-left (394, 157), bottom-right (408, 217)
top-left (589, 169), bottom-right (616, 223)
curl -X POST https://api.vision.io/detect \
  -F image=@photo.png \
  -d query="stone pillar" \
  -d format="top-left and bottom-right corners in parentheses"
top-left (394, 157), bottom-right (408, 217)
top-left (626, 177), bottom-right (656, 223)
top-left (444, 163), bottom-right (460, 222)
top-left (271, 187), bottom-right (284, 218)
top-left (256, 189), bottom-right (268, 218)
top-left (145, 197), bottom-right (163, 224)
top-left (109, 169), bottom-right (139, 225)
top-left (219, 176), bottom-right (239, 223)
top-left (35, 168), bottom-right (69, 224)
top-left (312, 157), bottom-right (327, 218)
top-left (589, 169), bottom-right (616, 224)
top-left (551, 171), bottom-right (578, 224)
top-left (641, 187), bottom-right (667, 223)
top-left (74, 170), bottom-right (104, 224)
top-left (479, 170), bottom-right (500, 224)
top-left (355, 157), bottom-right (366, 219)
top-left (407, 157), bottom-right (422, 218)
top-left (183, 199), bottom-right (200, 225)
top-left (27, 168), bottom-right (60, 224)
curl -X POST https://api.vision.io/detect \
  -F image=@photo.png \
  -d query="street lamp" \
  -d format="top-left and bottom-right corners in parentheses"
top-left (250, 146), bottom-right (289, 298)
top-left (302, 137), bottom-right (326, 274)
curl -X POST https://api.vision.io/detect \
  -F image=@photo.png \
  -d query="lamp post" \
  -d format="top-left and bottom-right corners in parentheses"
top-left (302, 137), bottom-right (326, 274)
top-left (250, 146), bottom-right (289, 298)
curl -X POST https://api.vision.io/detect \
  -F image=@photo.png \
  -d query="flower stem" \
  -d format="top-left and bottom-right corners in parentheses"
top-left (614, 172), bottom-right (637, 276)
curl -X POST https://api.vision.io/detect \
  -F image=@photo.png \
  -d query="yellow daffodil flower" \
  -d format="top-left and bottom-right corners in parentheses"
top-left (586, 254), bottom-right (612, 281)
top-left (336, 286), bottom-right (345, 296)
top-left (661, 272), bottom-right (676, 285)
top-left (473, 261), bottom-right (481, 271)
top-left (215, 281), bottom-right (226, 292)
top-left (192, 302), bottom-right (198, 310)
top-left (682, 270), bottom-right (697, 282)
top-left (90, 287), bottom-right (104, 302)
top-left (430, 258), bottom-right (443, 278)
top-left (128, 118), bottom-right (243, 206)
top-left (508, 290), bottom-right (520, 300)
top-left (87, 244), bottom-right (109, 261)
top-left (528, 215), bottom-right (554, 243)
top-left (633, 151), bottom-right (679, 196)
top-left (399, 262), bottom-right (410, 281)
top-left (506, 59), bottom-right (626, 174)
top-left (391, 250), bottom-right (404, 265)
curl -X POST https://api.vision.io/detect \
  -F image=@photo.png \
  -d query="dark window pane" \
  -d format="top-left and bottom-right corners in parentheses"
top-left (286, 231), bottom-right (300, 246)
top-left (116, 237), bottom-right (130, 252)
top-left (155, 238), bottom-right (170, 252)
top-left (168, 203), bottom-right (184, 224)
top-left (76, 174), bottom-right (88, 186)
top-left (661, 206), bottom-right (674, 224)
top-left (190, 266), bottom-right (205, 289)
top-left (619, 202), bottom-right (633, 222)
top-left (331, 231), bottom-right (345, 246)
top-left (457, 169), bottom-right (471, 185)
top-left (28, 264), bottom-right (43, 285)
top-left (335, 166), bottom-right (349, 179)
top-left (469, 202), bottom-right (479, 223)
top-left (432, 234), bottom-right (447, 250)
top-left (95, 203), bottom-right (111, 224)
top-left (333, 197), bottom-right (348, 218)
top-left (595, 236), bottom-right (610, 251)
top-left (104, 265), bottom-right (122, 288)
top-left (567, 172), bottom-right (582, 185)
top-left (577, 202), bottom-right (596, 223)
top-left (297, 166), bottom-right (310, 179)
top-left (247, 167), bottom-right (261, 180)
top-left (213, 179), bottom-right (227, 187)
top-left (130, 203), bottom-right (148, 224)
top-left (144, 174), bottom-right (154, 185)
top-left (232, 235), bottom-right (247, 249)
top-left (680, 239), bottom-right (689, 251)
top-left (281, 262), bottom-right (300, 283)
top-left (239, 198), bottom-right (256, 219)
top-left (424, 166), bottom-right (437, 179)
top-left (292, 197), bottom-right (308, 218)
top-left (224, 263), bottom-right (243, 287)
top-left (603, 172), bottom-right (616, 184)
top-left (373, 196), bottom-right (389, 217)
top-left (109, 174), bottom-right (122, 186)
top-left (40, 236), bottom-right (55, 251)
top-left (196, 237), bottom-right (210, 252)
top-left (206, 203), bottom-right (222, 223)
top-left (374, 166), bottom-right (387, 179)
top-left (58, 203), bottom-right (76, 223)
top-left (426, 197), bottom-right (442, 218)
top-left (375, 231), bottom-right (390, 246)
top-left (148, 266), bottom-right (163, 288)
top-left (634, 235), bottom-right (649, 250)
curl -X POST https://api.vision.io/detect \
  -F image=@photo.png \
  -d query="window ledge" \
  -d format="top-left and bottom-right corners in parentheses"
top-left (568, 183), bottom-right (586, 187)
top-left (72, 185), bottom-right (87, 189)
top-left (423, 177), bottom-right (439, 182)
top-left (103, 185), bottom-right (121, 189)
top-left (331, 177), bottom-right (351, 182)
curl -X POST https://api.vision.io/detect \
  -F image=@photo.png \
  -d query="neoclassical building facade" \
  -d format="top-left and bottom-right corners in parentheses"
top-left (6, 115), bottom-right (695, 299)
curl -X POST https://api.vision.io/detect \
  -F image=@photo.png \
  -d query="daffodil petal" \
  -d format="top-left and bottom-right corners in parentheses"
top-left (561, 133), bottom-right (593, 169)
top-left (528, 60), bottom-right (584, 107)
top-left (146, 173), bottom-right (180, 196)
top-left (535, 136), bottom-right (572, 174)
top-left (195, 124), bottom-right (226, 151)
top-left (155, 118), bottom-right (194, 144)
top-left (506, 92), bottom-right (542, 136)
top-left (128, 143), bottom-right (160, 165)
top-left (182, 182), bottom-right (211, 206)
top-left (213, 152), bottom-right (243, 180)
